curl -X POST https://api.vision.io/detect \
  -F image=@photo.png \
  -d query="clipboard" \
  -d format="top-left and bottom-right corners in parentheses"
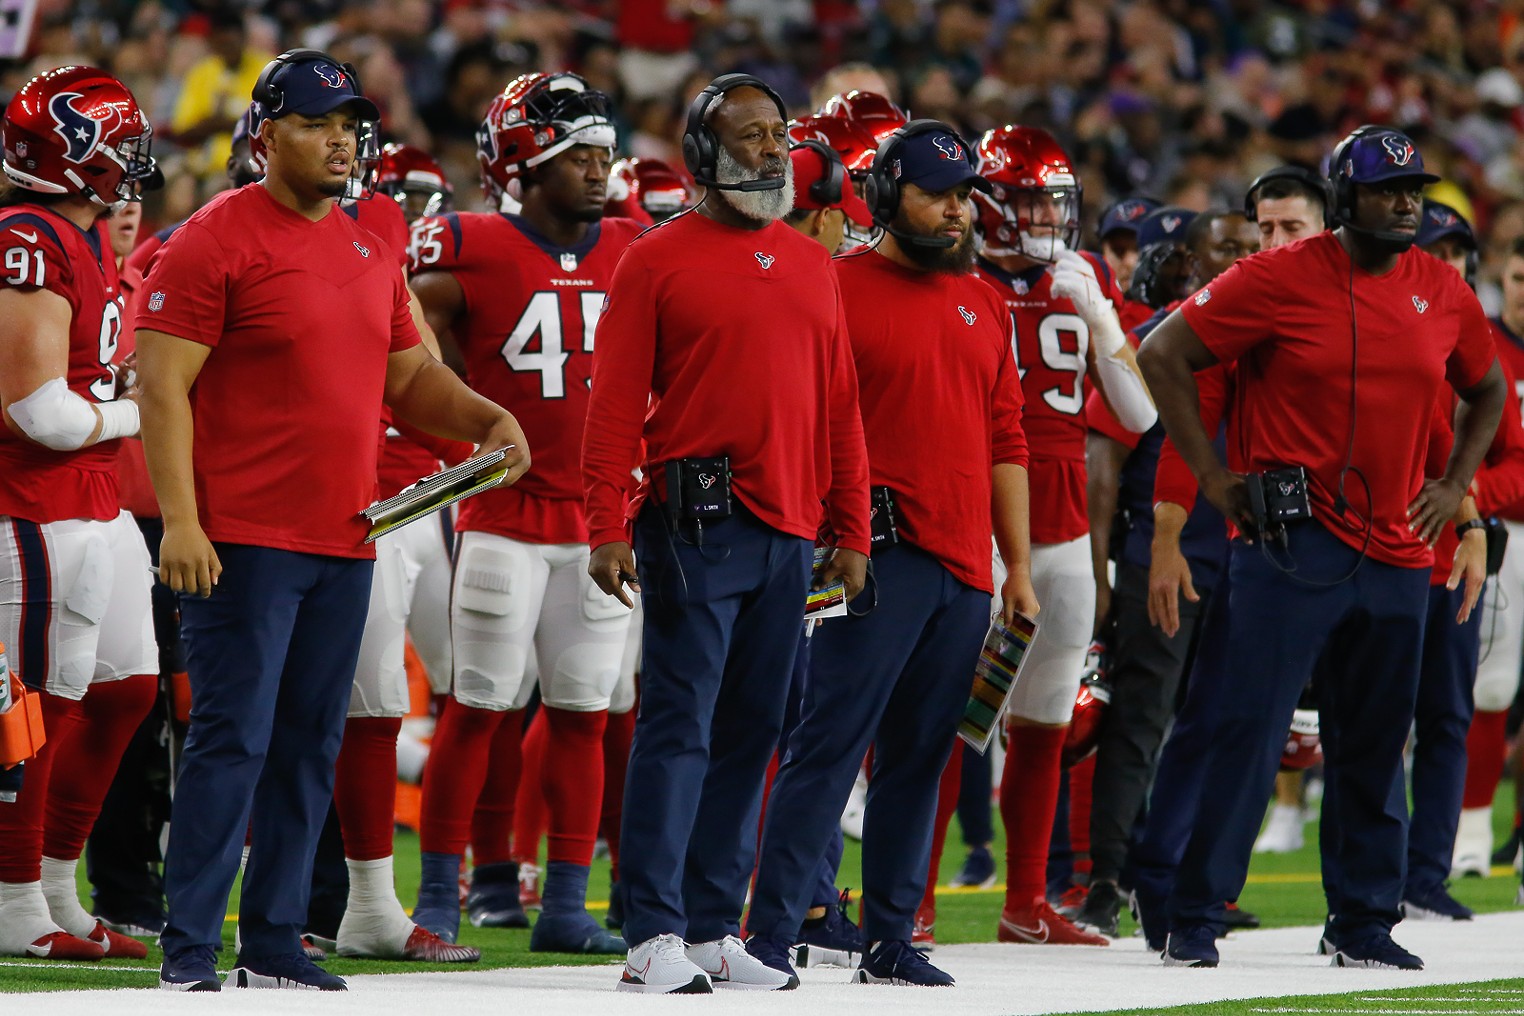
top-left (360, 447), bottom-right (512, 544)
top-left (957, 611), bottom-right (1041, 754)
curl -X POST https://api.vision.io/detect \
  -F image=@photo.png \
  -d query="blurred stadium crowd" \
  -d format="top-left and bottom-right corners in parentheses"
top-left (7, 1), bottom-right (1524, 313)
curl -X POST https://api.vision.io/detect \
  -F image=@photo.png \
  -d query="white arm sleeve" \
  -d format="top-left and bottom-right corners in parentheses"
top-left (7, 378), bottom-right (99, 450)
top-left (1094, 349), bottom-right (1158, 434)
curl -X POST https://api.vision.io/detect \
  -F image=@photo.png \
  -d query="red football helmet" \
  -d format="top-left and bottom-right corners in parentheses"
top-left (3, 65), bottom-right (155, 207)
top-left (973, 125), bottom-right (1081, 262)
top-left (376, 143), bottom-right (452, 223)
top-left (604, 157), bottom-right (691, 225)
top-left (476, 72), bottom-right (616, 202)
top-left (788, 114), bottom-right (881, 177)
top-left (1061, 665), bottom-right (1113, 769)
top-left (1280, 709), bottom-right (1323, 771)
top-left (818, 90), bottom-right (909, 147)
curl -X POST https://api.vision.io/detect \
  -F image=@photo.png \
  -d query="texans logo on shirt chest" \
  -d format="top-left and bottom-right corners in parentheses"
top-left (755, 252), bottom-right (775, 270)
top-left (1412, 295), bottom-right (1429, 314)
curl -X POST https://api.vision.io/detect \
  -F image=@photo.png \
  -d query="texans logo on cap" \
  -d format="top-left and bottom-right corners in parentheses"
top-left (1119, 200), bottom-right (1149, 221)
top-left (1381, 135), bottom-right (1415, 167)
top-left (933, 135), bottom-right (963, 161)
top-left (49, 91), bottom-right (117, 165)
top-left (1162, 214), bottom-right (1182, 233)
top-left (1430, 209), bottom-right (1458, 227)
top-left (314, 64), bottom-right (348, 89)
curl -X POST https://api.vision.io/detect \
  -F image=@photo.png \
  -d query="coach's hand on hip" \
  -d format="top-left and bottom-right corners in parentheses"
top-left (590, 541), bottom-right (640, 609)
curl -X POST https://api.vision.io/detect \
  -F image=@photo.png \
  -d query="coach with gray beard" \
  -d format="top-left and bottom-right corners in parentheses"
top-left (581, 73), bottom-right (871, 995)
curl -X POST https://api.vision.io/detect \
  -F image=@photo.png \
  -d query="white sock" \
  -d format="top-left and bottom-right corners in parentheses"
top-left (0, 880), bottom-right (66, 955)
top-left (40, 856), bottom-right (96, 939)
top-left (336, 856), bottom-right (413, 956)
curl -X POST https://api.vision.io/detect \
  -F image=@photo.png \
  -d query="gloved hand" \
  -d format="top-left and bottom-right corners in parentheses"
top-left (1050, 251), bottom-right (1126, 357)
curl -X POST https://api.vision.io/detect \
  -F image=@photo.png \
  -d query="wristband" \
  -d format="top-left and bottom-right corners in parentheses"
top-left (1455, 518), bottom-right (1486, 540)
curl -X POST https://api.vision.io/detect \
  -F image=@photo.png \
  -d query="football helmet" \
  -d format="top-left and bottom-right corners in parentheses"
top-left (476, 72), bottom-right (616, 202)
top-left (1061, 646), bottom-right (1113, 769)
top-left (604, 157), bottom-right (692, 225)
top-left (1280, 709), bottom-right (1322, 771)
top-left (788, 114), bottom-right (880, 177)
top-left (973, 125), bottom-right (1081, 262)
top-left (818, 90), bottom-right (909, 147)
top-left (2, 65), bottom-right (155, 207)
top-left (231, 102), bottom-right (267, 185)
top-left (376, 143), bottom-right (453, 222)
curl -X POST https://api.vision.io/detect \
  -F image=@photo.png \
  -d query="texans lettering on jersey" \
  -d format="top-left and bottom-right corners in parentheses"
top-left (0, 206), bottom-right (124, 524)
top-left (409, 212), bottom-right (645, 544)
top-left (975, 251), bottom-right (1125, 545)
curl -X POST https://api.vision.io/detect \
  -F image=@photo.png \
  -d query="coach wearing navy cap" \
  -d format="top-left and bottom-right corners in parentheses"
top-left (744, 120), bottom-right (1034, 987)
top-left (1139, 126), bottom-right (1505, 969)
top-left (141, 49), bottom-right (525, 991)
top-left (1098, 195), bottom-right (1160, 292)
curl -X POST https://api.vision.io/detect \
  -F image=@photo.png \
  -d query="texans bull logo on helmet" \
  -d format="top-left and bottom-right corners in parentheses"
top-left (1381, 134), bottom-right (1415, 167)
top-left (933, 135), bottom-right (964, 161)
top-left (49, 90), bottom-right (119, 165)
top-left (314, 63), bottom-right (348, 89)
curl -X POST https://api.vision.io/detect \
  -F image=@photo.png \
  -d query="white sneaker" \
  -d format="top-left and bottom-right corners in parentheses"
top-left (1452, 807), bottom-right (1493, 879)
top-left (617, 934), bottom-right (712, 994)
top-left (841, 767), bottom-right (868, 841)
top-left (687, 935), bottom-right (798, 991)
top-left (1253, 804), bottom-right (1304, 854)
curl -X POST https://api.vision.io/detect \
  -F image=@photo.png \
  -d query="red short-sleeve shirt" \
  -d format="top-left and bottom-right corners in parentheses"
top-left (1180, 232), bottom-right (1496, 568)
top-left (140, 185), bottom-right (421, 558)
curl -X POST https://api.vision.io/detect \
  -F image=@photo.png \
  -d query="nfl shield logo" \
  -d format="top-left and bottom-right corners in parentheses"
top-left (147, 291), bottom-right (165, 312)
top-left (560, 252), bottom-right (578, 273)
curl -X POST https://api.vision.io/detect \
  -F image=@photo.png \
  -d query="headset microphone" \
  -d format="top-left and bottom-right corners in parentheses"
top-left (691, 173), bottom-right (787, 193)
top-left (884, 224), bottom-right (957, 249)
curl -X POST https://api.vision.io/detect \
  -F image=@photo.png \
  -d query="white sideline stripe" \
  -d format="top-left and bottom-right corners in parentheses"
top-left (0, 961), bottom-right (159, 971)
top-left (1251, 1010), bottom-right (1488, 1014)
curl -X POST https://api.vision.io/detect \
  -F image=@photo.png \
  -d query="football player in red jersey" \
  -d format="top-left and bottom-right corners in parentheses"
top-left (969, 125), bottom-right (1157, 948)
top-left (0, 66), bottom-right (160, 962)
top-left (408, 72), bottom-right (639, 955)
top-left (604, 157), bottom-right (692, 224)
top-left (375, 143), bottom-right (453, 224)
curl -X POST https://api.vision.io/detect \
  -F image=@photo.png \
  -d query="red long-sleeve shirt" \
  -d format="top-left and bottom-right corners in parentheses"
top-left (582, 212), bottom-right (871, 554)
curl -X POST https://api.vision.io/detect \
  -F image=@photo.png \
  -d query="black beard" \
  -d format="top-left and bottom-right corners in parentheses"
top-left (317, 178), bottom-right (349, 198)
top-left (897, 226), bottom-right (977, 273)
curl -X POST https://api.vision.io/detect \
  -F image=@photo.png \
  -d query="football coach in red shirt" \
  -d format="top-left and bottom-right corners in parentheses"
top-left (582, 73), bottom-right (870, 993)
top-left (136, 50), bottom-right (527, 992)
top-left (1137, 126), bottom-right (1506, 970)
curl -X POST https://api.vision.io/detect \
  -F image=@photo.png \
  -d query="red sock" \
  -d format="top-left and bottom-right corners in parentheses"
top-left (419, 699), bottom-right (507, 856)
top-left (335, 716), bottom-right (402, 861)
top-left (601, 708), bottom-right (635, 882)
top-left (920, 740), bottom-right (963, 915)
top-left (1000, 724), bottom-right (1067, 908)
top-left (1068, 752), bottom-right (1096, 881)
top-left (468, 708), bottom-right (523, 865)
top-left (543, 707), bottom-right (607, 866)
top-left (1463, 709), bottom-right (1509, 809)
top-left (512, 709), bottom-right (548, 864)
top-left (43, 674), bottom-right (156, 861)
top-left (0, 692), bottom-right (82, 882)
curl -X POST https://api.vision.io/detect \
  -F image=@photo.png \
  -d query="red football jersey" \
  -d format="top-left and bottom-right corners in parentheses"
top-left (410, 212), bottom-right (645, 544)
top-left (345, 197), bottom-right (410, 271)
top-left (0, 205), bottom-right (123, 524)
top-left (140, 185), bottom-right (422, 558)
top-left (1181, 233), bottom-right (1495, 568)
top-left (976, 251), bottom-right (1125, 545)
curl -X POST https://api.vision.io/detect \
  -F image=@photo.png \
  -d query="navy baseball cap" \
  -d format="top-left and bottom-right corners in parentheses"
top-left (1099, 196), bottom-right (1160, 238)
top-left (1416, 200), bottom-right (1475, 249)
top-left (1135, 206), bottom-right (1197, 250)
top-left (1335, 127), bottom-right (1439, 187)
top-left (263, 56), bottom-right (379, 121)
top-left (893, 125), bottom-right (992, 195)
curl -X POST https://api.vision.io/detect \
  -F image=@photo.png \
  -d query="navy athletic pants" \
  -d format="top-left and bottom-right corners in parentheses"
top-left (748, 541), bottom-right (988, 944)
top-left (1168, 522), bottom-right (1428, 944)
top-left (161, 544), bottom-right (371, 958)
top-left (619, 505), bottom-right (812, 948)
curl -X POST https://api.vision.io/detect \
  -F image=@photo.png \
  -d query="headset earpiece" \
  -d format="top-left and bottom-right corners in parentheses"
top-left (793, 139), bottom-right (845, 206)
top-left (1244, 164), bottom-right (1334, 222)
top-left (1327, 124), bottom-right (1382, 227)
top-left (681, 74), bottom-right (787, 187)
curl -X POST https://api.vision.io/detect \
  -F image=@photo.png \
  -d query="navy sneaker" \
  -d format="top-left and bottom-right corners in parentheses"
top-left (1163, 924), bottom-right (1219, 968)
top-left (227, 950), bottom-right (347, 990)
top-left (745, 933), bottom-right (799, 980)
top-left (160, 945), bottom-right (220, 992)
top-left (1129, 884), bottom-right (1167, 954)
top-left (1401, 884), bottom-right (1474, 921)
top-left (855, 939), bottom-right (955, 986)
top-left (949, 846), bottom-right (997, 889)
top-left (1332, 933), bottom-right (1423, 970)
top-left (465, 861), bottom-right (530, 930)
top-left (529, 909), bottom-right (625, 954)
top-left (605, 878), bottom-right (625, 930)
top-left (794, 889), bottom-right (863, 968)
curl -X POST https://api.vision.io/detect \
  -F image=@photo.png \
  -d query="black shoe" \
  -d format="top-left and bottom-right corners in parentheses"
top-left (228, 950), bottom-right (347, 990)
top-left (1074, 881), bottom-right (1121, 938)
top-left (1332, 933), bottom-right (1423, 970)
top-left (1163, 924), bottom-right (1219, 968)
top-left (160, 945), bottom-right (220, 992)
top-left (1222, 902), bottom-right (1260, 930)
top-left (1401, 884), bottom-right (1474, 921)
top-left (466, 861), bottom-right (530, 929)
top-left (855, 939), bottom-right (954, 986)
top-left (794, 889), bottom-right (864, 968)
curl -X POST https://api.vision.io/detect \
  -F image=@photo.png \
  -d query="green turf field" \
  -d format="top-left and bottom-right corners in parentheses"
top-left (1, 781), bottom-right (1519, 994)
top-left (1072, 980), bottom-right (1524, 1016)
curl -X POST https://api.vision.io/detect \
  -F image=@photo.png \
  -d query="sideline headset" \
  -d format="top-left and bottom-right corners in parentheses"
top-left (791, 138), bottom-right (847, 206)
top-left (681, 74), bottom-right (788, 192)
top-left (863, 118), bottom-right (975, 247)
top-left (1243, 164), bottom-right (1332, 221)
top-left (252, 48), bottom-right (365, 117)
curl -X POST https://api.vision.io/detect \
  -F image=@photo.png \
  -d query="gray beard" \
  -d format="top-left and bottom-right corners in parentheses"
top-left (714, 146), bottom-right (794, 224)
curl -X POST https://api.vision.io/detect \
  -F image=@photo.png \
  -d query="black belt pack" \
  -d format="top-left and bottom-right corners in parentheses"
top-left (664, 456), bottom-right (732, 523)
top-left (870, 485), bottom-right (900, 552)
